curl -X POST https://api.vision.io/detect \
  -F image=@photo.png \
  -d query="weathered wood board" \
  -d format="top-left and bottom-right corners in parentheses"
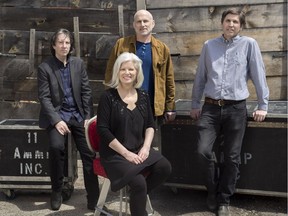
top-left (1, 77), bottom-right (284, 121)
top-left (0, 100), bottom-right (99, 120)
top-left (1, 74), bottom-right (285, 104)
top-left (175, 76), bottom-right (287, 102)
top-left (1, 78), bottom-right (105, 103)
top-left (155, 27), bottom-right (287, 56)
top-left (0, 0), bottom-right (136, 9)
top-left (1, 27), bottom-right (285, 57)
top-left (0, 7), bottom-right (134, 33)
top-left (0, 31), bottom-right (120, 57)
top-left (0, 101), bottom-right (41, 120)
top-left (151, 3), bottom-right (286, 32)
top-left (0, 28), bottom-right (285, 80)
top-left (146, 0), bottom-right (286, 9)
top-left (172, 52), bottom-right (287, 81)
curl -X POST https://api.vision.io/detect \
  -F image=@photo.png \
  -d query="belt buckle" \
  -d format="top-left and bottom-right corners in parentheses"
top-left (218, 99), bottom-right (224, 106)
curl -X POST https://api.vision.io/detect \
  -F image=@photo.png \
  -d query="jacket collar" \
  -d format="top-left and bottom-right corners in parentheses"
top-left (52, 56), bottom-right (74, 92)
top-left (128, 35), bottom-right (160, 50)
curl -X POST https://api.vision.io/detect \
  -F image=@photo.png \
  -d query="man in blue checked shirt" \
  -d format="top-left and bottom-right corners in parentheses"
top-left (190, 8), bottom-right (269, 216)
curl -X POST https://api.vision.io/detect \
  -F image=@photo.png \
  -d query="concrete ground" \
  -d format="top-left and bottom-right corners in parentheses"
top-left (0, 160), bottom-right (287, 216)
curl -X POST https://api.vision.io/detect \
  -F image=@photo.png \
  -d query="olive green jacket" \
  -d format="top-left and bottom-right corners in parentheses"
top-left (104, 35), bottom-right (176, 116)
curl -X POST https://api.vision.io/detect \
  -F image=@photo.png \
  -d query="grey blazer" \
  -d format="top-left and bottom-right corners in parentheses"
top-left (37, 56), bottom-right (93, 129)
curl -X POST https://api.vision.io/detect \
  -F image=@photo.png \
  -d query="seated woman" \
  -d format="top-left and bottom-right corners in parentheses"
top-left (97, 52), bottom-right (172, 216)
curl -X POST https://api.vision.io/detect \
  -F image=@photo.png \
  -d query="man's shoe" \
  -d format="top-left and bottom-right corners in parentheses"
top-left (218, 205), bottom-right (231, 216)
top-left (87, 201), bottom-right (95, 210)
top-left (87, 194), bottom-right (98, 210)
top-left (206, 193), bottom-right (217, 211)
top-left (50, 191), bottom-right (62, 211)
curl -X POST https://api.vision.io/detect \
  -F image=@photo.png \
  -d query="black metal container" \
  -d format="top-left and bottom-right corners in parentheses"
top-left (0, 119), bottom-right (78, 199)
top-left (162, 100), bottom-right (287, 197)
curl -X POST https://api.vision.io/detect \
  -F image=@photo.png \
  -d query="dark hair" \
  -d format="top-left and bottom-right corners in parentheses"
top-left (221, 8), bottom-right (246, 27)
top-left (50, 28), bottom-right (74, 56)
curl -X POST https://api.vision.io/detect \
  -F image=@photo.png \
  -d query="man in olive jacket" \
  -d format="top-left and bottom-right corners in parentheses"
top-left (105, 10), bottom-right (176, 149)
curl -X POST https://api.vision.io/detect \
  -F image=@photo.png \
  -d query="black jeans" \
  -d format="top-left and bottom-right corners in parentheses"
top-left (47, 117), bottom-right (99, 203)
top-left (196, 101), bottom-right (247, 205)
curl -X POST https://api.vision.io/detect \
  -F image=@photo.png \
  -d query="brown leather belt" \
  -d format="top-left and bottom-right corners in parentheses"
top-left (205, 97), bottom-right (245, 106)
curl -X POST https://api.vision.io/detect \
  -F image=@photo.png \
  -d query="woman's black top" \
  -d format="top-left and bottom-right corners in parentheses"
top-left (97, 88), bottom-right (163, 191)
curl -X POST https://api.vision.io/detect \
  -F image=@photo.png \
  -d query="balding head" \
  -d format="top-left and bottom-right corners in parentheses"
top-left (134, 9), bottom-right (153, 21)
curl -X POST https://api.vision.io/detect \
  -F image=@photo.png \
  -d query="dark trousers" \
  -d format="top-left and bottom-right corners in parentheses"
top-left (47, 117), bottom-right (99, 203)
top-left (196, 101), bottom-right (247, 205)
top-left (128, 157), bottom-right (171, 216)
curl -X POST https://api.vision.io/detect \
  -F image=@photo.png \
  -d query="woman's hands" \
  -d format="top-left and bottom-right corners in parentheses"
top-left (123, 146), bottom-right (150, 165)
top-left (138, 146), bottom-right (150, 160)
top-left (109, 138), bottom-right (151, 165)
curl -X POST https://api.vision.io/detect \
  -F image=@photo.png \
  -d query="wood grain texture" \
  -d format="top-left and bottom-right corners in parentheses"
top-left (150, 4), bottom-right (286, 32)
top-left (0, 0), bottom-right (287, 118)
top-left (0, 0), bottom-right (136, 9)
top-left (154, 27), bottom-right (287, 56)
top-left (0, 7), bottom-right (134, 33)
top-left (0, 78), bottom-right (105, 104)
top-left (146, 0), bottom-right (286, 9)
top-left (172, 52), bottom-right (287, 81)
top-left (175, 76), bottom-right (287, 102)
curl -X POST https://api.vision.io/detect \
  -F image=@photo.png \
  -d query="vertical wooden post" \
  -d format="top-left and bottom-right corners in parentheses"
top-left (73, 17), bottom-right (80, 58)
top-left (37, 40), bottom-right (43, 69)
top-left (136, 0), bottom-right (146, 10)
top-left (118, 5), bottom-right (124, 37)
top-left (29, 29), bottom-right (35, 75)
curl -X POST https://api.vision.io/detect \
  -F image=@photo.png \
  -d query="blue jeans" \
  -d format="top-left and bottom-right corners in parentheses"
top-left (196, 101), bottom-right (247, 205)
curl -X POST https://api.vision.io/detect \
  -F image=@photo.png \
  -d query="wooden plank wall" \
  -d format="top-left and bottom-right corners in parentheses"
top-left (0, 0), bottom-right (136, 120)
top-left (146, 0), bottom-right (287, 102)
top-left (0, 0), bottom-right (287, 120)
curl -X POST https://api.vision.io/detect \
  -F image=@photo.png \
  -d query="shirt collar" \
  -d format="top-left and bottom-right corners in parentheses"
top-left (54, 56), bottom-right (70, 68)
top-left (221, 34), bottom-right (241, 43)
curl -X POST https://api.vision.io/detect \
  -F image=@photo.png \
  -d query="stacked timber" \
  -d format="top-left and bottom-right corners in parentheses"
top-left (0, 0), bottom-right (286, 120)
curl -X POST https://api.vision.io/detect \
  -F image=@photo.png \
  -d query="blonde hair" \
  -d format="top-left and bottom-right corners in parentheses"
top-left (105, 52), bottom-right (144, 88)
